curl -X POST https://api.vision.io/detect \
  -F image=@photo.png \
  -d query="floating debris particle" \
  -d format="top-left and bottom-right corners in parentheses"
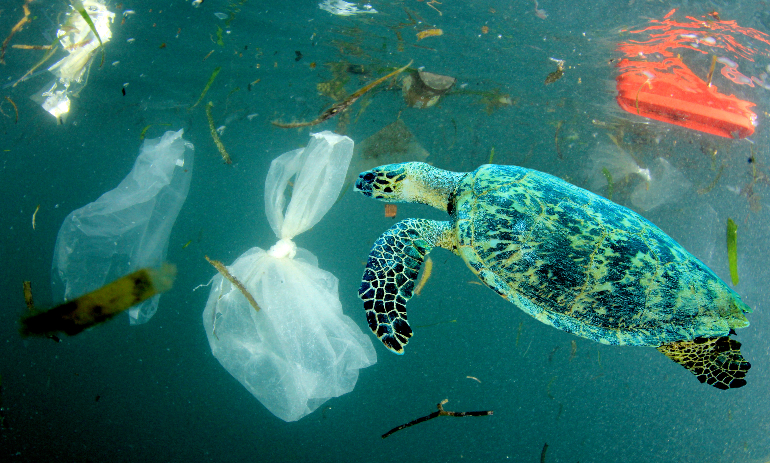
top-left (416, 29), bottom-right (443, 41)
top-left (23, 281), bottom-right (34, 310)
top-left (706, 54), bottom-right (718, 87)
top-left (545, 58), bottom-right (564, 84)
top-left (384, 203), bottom-right (397, 218)
top-left (466, 376), bottom-right (482, 383)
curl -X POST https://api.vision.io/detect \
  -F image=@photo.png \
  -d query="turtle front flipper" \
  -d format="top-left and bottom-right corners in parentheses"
top-left (360, 218), bottom-right (454, 354)
top-left (657, 336), bottom-right (750, 389)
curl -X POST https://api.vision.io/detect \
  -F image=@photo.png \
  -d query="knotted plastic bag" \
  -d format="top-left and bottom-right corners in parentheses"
top-left (52, 129), bottom-right (193, 324)
top-left (202, 131), bottom-right (376, 422)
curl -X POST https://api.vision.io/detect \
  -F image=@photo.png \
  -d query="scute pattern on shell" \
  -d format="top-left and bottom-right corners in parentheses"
top-left (453, 165), bottom-right (750, 346)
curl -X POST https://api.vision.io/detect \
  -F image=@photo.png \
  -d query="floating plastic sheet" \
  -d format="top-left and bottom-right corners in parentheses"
top-left (402, 70), bottom-right (456, 109)
top-left (345, 119), bottom-right (429, 190)
top-left (319, 0), bottom-right (377, 16)
top-left (615, 9), bottom-right (770, 138)
top-left (32, 0), bottom-right (115, 119)
top-left (587, 142), bottom-right (650, 195)
top-left (629, 157), bottom-right (692, 212)
top-left (53, 130), bottom-right (193, 325)
top-left (203, 131), bottom-right (376, 422)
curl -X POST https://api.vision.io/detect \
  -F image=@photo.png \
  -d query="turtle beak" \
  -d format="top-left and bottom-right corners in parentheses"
top-left (354, 171), bottom-right (376, 197)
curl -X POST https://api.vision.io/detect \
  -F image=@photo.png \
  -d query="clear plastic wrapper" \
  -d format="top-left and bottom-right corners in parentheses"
top-left (203, 131), bottom-right (376, 422)
top-left (31, 0), bottom-right (115, 119)
top-left (52, 130), bottom-right (193, 324)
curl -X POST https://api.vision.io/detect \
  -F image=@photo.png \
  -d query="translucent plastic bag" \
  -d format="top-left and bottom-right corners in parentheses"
top-left (203, 131), bottom-right (376, 422)
top-left (52, 129), bottom-right (193, 324)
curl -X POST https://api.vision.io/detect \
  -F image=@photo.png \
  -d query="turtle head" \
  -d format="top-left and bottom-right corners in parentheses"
top-left (355, 162), bottom-right (462, 213)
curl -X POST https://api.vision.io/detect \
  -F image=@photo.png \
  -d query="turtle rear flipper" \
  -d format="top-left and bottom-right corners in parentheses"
top-left (359, 218), bottom-right (454, 354)
top-left (657, 336), bottom-right (750, 389)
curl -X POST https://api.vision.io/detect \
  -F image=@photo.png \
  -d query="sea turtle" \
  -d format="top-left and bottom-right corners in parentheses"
top-left (355, 162), bottom-right (752, 389)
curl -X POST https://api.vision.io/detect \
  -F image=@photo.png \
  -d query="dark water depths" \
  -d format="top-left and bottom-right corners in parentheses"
top-left (1, 0), bottom-right (769, 461)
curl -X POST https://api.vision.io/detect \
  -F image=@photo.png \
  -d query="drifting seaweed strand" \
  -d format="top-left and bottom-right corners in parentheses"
top-left (191, 66), bottom-right (222, 109)
top-left (726, 218), bottom-right (739, 285)
top-left (12, 41), bottom-right (60, 87)
top-left (0, 0), bottom-right (33, 64)
top-left (205, 256), bottom-right (259, 311)
top-left (272, 60), bottom-right (413, 128)
top-left (70, 0), bottom-right (106, 68)
top-left (381, 399), bottom-right (492, 439)
top-left (31, 204), bottom-right (39, 229)
top-left (4, 97), bottom-right (19, 123)
top-left (206, 102), bottom-right (232, 164)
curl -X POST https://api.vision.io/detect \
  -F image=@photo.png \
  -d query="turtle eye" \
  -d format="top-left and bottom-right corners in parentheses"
top-left (363, 172), bottom-right (376, 182)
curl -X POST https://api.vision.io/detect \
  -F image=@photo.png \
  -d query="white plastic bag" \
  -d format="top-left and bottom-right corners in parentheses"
top-left (52, 129), bottom-right (193, 324)
top-left (203, 131), bottom-right (376, 422)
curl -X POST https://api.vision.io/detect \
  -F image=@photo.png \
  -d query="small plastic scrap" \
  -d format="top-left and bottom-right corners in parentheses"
top-left (402, 70), bottom-right (455, 108)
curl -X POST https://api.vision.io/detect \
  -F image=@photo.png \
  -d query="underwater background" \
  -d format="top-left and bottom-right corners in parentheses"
top-left (1, 0), bottom-right (769, 461)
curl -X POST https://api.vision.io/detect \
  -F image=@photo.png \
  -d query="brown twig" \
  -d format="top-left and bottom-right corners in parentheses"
top-left (11, 44), bottom-right (53, 50)
top-left (205, 256), bottom-right (259, 311)
top-left (381, 399), bottom-right (492, 438)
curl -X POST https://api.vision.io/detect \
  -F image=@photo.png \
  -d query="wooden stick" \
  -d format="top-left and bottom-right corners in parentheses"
top-left (205, 256), bottom-right (259, 311)
top-left (381, 399), bottom-right (492, 438)
top-left (272, 60), bottom-right (413, 128)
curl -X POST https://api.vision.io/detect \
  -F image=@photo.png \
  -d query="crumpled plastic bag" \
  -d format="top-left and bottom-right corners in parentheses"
top-left (52, 129), bottom-right (193, 324)
top-left (202, 131), bottom-right (376, 422)
top-left (32, 0), bottom-right (115, 119)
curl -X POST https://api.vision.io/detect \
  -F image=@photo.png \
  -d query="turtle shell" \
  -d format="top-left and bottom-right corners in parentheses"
top-left (452, 164), bottom-right (750, 346)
